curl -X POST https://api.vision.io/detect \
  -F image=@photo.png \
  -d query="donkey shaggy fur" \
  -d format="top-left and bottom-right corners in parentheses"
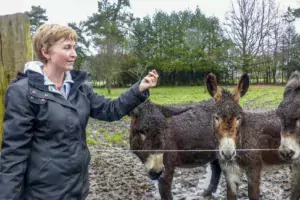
top-left (129, 100), bottom-right (221, 200)
top-left (206, 73), bottom-right (289, 200)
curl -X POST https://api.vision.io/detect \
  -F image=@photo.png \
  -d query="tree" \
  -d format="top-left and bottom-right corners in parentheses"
top-left (284, 6), bottom-right (300, 22)
top-left (129, 7), bottom-right (233, 85)
top-left (84, 0), bottom-right (134, 94)
top-left (126, 16), bottom-right (153, 81)
top-left (24, 5), bottom-right (48, 36)
top-left (68, 22), bottom-right (90, 70)
top-left (224, 0), bottom-right (278, 73)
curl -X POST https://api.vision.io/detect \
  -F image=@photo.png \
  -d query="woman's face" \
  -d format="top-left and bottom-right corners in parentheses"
top-left (43, 38), bottom-right (77, 71)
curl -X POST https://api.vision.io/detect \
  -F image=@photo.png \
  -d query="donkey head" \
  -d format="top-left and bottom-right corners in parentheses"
top-left (129, 100), bottom-right (191, 180)
top-left (206, 73), bottom-right (249, 161)
top-left (277, 71), bottom-right (300, 162)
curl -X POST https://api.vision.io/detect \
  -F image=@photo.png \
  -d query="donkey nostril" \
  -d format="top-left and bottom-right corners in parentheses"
top-left (279, 151), bottom-right (285, 158)
top-left (280, 149), bottom-right (295, 160)
top-left (231, 151), bottom-right (236, 158)
top-left (221, 151), bottom-right (225, 157)
top-left (220, 151), bottom-right (234, 160)
top-left (288, 150), bottom-right (295, 158)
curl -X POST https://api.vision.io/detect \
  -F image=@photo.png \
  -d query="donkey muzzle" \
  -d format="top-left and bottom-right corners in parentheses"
top-left (279, 145), bottom-right (296, 161)
top-left (148, 168), bottom-right (164, 180)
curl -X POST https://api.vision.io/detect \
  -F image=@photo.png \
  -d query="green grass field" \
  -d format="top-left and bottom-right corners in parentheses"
top-left (94, 85), bottom-right (285, 109)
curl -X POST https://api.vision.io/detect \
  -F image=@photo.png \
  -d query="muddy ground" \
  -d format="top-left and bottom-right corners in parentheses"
top-left (85, 118), bottom-right (292, 200)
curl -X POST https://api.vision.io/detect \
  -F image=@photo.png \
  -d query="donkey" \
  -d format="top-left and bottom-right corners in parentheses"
top-left (129, 99), bottom-right (221, 200)
top-left (277, 71), bottom-right (300, 200)
top-left (206, 73), bottom-right (286, 200)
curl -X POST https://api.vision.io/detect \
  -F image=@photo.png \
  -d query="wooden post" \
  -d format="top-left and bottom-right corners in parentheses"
top-left (0, 13), bottom-right (32, 147)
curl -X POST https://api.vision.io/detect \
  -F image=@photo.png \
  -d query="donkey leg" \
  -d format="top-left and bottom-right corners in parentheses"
top-left (245, 165), bottom-right (261, 200)
top-left (223, 169), bottom-right (239, 200)
top-left (290, 163), bottom-right (300, 200)
top-left (158, 153), bottom-right (176, 200)
top-left (202, 159), bottom-right (221, 197)
top-left (225, 174), bottom-right (238, 200)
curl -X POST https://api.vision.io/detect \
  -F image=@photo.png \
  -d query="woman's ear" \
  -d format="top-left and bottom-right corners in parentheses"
top-left (41, 48), bottom-right (51, 61)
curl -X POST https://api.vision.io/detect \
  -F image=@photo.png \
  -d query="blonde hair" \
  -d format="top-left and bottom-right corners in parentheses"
top-left (33, 24), bottom-right (78, 63)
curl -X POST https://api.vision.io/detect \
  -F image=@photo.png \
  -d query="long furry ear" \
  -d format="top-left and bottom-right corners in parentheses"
top-left (232, 73), bottom-right (250, 102)
top-left (128, 99), bottom-right (150, 117)
top-left (128, 107), bottom-right (139, 118)
top-left (284, 71), bottom-right (300, 97)
top-left (206, 73), bottom-right (222, 102)
top-left (156, 104), bottom-right (192, 118)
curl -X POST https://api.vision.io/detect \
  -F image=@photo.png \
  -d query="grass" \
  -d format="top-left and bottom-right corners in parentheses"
top-left (103, 131), bottom-right (125, 144)
top-left (88, 85), bottom-right (285, 146)
top-left (94, 85), bottom-right (285, 109)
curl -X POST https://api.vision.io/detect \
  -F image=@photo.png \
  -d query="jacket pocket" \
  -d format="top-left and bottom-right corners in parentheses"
top-left (27, 158), bottom-right (50, 186)
top-left (28, 158), bottom-right (68, 187)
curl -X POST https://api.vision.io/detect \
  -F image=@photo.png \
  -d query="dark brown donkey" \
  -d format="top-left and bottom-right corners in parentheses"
top-left (129, 99), bottom-right (221, 200)
top-left (277, 71), bottom-right (300, 200)
top-left (206, 73), bottom-right (287, 200)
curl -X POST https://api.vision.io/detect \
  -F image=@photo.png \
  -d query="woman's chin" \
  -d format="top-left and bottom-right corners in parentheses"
top-left (65, 65), bottom-right (73, 71)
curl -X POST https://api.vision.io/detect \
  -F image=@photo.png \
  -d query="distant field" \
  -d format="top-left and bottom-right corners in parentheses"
top-left (94, 85), bottom-right (285, 109)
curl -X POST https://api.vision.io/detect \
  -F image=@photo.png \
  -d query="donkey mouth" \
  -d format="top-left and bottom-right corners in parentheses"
top-left (279, 150), bottom-right (298, 162)
top-left (220, 150), bottom-right (236, 161)
top-left (148, 168), bottom-right (164, 180)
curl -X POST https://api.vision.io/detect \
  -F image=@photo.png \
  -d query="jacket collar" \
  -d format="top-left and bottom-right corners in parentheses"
top-left (14, 70), bottom-right (90, 92)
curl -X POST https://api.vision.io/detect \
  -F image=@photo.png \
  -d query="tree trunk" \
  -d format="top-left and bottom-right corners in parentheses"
top-left (0, 13), bottom-right (32, 147)
top-left (106, 78), bottom-right (111, 95)
top-left (272, 70), bottom-right (276, 84)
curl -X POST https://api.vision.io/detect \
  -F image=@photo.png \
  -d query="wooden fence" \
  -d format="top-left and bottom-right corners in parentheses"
top-left (0, 13), bottom-right (32, 147)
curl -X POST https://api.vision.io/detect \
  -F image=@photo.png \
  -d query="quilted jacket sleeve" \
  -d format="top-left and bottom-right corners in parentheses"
top-left (0, 84), bottom-right (35, 200)
top-left (85, 82), bottom-right (149, 122)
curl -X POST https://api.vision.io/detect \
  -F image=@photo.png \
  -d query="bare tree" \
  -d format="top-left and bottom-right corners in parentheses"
top-left (224, 0), bottom-right (278, 73)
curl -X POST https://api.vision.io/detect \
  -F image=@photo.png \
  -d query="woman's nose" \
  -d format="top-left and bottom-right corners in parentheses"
top-left (71, 48), bottom-right (77, 57)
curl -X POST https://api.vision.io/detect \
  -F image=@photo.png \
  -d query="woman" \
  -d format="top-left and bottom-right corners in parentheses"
top-left (0, 24), bottom-right (158, 200)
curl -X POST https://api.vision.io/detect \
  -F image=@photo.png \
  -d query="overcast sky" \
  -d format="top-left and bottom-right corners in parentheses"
top-left (0, 0), bottom-right (299, 32)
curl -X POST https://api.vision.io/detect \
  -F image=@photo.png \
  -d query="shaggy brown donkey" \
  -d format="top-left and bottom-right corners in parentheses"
top-left (206, 73), bottom-right (287, 200)
top-left (277, 70), bottom-right (300, 200)
top-left (129, 100), bottom-right (221, 200)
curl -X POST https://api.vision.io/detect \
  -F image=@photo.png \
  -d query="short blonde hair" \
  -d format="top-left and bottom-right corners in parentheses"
top-left (33, 24), bottom-right (78, 63)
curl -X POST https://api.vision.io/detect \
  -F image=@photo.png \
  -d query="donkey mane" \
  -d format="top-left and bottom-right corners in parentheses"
top-left (220, 88), bottom-right (233, 101)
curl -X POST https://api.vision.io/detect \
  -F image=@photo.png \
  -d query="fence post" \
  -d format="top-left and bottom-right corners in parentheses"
top-left (0, 13), bottom-right (32, 148)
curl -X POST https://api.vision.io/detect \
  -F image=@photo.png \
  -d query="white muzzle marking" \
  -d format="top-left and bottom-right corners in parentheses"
top-left (280, 136), bottom-right (300, 160)
top-left (144, 153), bottom-right (164, 173)
top-left (220, 137), bottom-right (236, 160)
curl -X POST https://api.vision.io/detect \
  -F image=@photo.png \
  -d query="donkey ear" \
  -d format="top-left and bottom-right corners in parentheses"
top-left (232, 73), bottom-right (250, 102)
top-left (284, 71), bottom-right (300, 96)
top-left (206, 73), bottom-right (222, 102)
top-left (128, 107), bottom-right (139, 118)
top-left (157, 104), bottom-right (192, 118)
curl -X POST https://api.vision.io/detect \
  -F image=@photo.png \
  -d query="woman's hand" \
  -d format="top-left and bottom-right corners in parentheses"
top-left (139, 70), bottom-right (159, 92)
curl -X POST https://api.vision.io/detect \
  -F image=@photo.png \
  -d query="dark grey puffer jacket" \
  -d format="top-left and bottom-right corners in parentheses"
top-left (0, 70), bottom-right (149, 200)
